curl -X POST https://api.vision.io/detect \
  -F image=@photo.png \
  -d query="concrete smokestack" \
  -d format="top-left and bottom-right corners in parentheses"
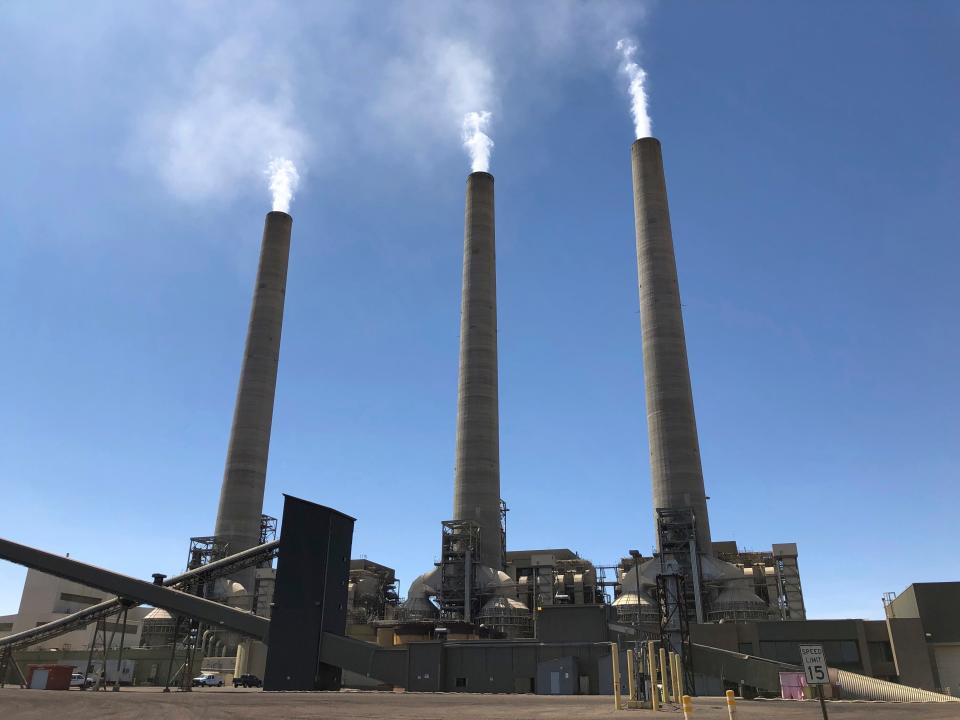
top-left (631, 138), bottom-right (712, 554)
top-left (214, 211), bottom-right (292, 581)
top-left (452, 171), bottom-right (502, 570)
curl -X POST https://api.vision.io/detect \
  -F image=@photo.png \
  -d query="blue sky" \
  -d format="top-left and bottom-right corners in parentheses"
top-left (1, 1), bottom-right (957, 621)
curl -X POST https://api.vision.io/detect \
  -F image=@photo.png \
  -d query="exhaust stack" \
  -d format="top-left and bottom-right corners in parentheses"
top-left (214, 210), bottom-right (292, 594)
top-left (631, 138), bottom-right (712, 554)
top-left (452, 171), bottom-right (503, 570)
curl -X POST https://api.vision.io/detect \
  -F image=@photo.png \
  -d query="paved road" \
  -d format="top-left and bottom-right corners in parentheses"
top-left (1, 687), bottom-right (958, 719)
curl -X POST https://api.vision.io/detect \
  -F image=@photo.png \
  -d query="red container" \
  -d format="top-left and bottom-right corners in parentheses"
top-left (26, 664), bottom-right (73, 690)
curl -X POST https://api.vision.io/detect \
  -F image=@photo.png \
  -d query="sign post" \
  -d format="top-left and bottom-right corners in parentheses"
top-left (799, 644), bottom-right (829, 720)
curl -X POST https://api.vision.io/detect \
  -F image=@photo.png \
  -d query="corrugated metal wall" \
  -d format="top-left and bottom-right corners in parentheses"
top-left (835, 668), bottom-right (960, 703)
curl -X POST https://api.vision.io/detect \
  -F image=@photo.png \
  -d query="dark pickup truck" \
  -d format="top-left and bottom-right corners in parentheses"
top-left (233, 674), bottom-right (262, 688)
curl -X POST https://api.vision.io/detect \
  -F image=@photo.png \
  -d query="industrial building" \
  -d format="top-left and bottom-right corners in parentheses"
top-left (884, 583), bottom-right (960, 695)
top-left (1, 138), bottom-right (957, 704)
top-left (1, 569), bottom-right (149, 652)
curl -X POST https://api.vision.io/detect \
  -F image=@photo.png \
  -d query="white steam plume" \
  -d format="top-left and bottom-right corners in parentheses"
top-left (132, 36), bottom-right (308, 207)
top-left (616, 38), bottom-right (652, 139)
top-left (266, 157), bottom-right (299, 213)
top-left (461, 111), bottom-right (494, 173)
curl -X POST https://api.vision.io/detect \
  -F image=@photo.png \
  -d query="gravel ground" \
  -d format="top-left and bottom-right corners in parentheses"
top-left (1, 687), bottom-right (958, 720)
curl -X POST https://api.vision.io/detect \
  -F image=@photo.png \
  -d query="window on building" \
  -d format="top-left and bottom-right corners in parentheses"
top-left (0, 623), bottom-right (13, 631)
top-left (869, 641), bottom-right (894, 664)
top-left (758, 641), bottom-right (801, 664)
top-left (738, 643), bottom-right (754, 656)
top-left (455, 677), bottom-right (467, 688)
top-left (60, 592), bottom-right (102, 606)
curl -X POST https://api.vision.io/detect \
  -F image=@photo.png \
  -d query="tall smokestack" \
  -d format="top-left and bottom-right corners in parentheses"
top-left (631, 138), bottom-right (712, 554)
top-left (452, 171), bottom-right (502, 570)
top-left (214, 211), bottom-right (292, 591)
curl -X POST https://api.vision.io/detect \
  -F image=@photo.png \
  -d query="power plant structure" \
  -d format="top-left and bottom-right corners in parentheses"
top-left (3, 136), bottom-right (958, 702)
top-left (396, 140), bottom-right (786, 652)
top-left (404, 170), bottom-right (532, 638)
top-left (631, 138), bottom-right (711, 556)
top-left (213, 210), bottom-right (292, 601)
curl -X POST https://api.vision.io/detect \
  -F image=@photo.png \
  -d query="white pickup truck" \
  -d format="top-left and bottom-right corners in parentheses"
top-left (192, 672), bottom-right (224, 687)
top-left (70, 673), bottom-right (94, 689)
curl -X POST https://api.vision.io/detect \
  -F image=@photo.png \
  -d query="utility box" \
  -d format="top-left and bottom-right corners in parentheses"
top-left (26, 664), bottom-right (72, 690)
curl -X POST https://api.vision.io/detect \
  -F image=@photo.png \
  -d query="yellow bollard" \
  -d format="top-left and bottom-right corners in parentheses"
top-left (646, 641), bottom-right (660, 711)
top-left (670, 652), bottom-right (682, 703)
top-left (658, 647), bottom-right (669, 703)
top-left (725, 689), bottom-right (737, 719)
top-left (681, 694), bottom-right (693, 719)
top-left (610, 642), bottom-right (623, 710)
top-left (626, 649), bottom-right (637, 701)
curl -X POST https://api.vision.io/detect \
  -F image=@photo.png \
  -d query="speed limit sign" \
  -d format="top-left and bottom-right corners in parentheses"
top-left (800, 645), bottom-right (831, 718)
top-left (800, 644), bottom-right (828, 684)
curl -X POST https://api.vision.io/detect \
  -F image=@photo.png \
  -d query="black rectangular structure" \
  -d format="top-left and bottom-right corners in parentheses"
top-left (264, 495), bottom-right (355, 691)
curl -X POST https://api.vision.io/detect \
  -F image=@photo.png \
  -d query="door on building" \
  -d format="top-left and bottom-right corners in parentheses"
top-left (550, 671), bottom-right (560, 694)
top-left (30, 669), bottom-right (48, 689)
top-left (579, 674), bottom-right (590, 694)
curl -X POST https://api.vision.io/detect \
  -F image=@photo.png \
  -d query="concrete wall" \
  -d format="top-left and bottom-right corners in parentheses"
top-left (399, 640), bottom-right (612, 694)
top-left (885, 617), bottom-right (937, 689)
top-left (691, 618), bottom-right (936, 690)
top-left (887, 582), bottom-right (960, 692)
top-left (0, 614), bottom-right (15, 639)
top-left (913, 583), bottom-right (960, 642)
top-left (537, 605), bottom-right (608, 643)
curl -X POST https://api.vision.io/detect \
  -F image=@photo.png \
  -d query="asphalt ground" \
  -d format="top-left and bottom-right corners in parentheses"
top-left (1, 687), bottom-right (958, 719)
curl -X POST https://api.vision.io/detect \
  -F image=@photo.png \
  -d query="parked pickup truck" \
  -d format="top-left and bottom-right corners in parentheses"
top-left (192, 672), bottom-right (224, 687)
top-left (233, 674), bottom-right (262, 688)
top-left (70, 673), bottom-right (95, 689)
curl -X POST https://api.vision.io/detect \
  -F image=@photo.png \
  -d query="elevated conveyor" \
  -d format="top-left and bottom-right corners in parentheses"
top-left (0, 539), bottom-right (278, 652)
top-left (0, 537), bottom-right (270, 642)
